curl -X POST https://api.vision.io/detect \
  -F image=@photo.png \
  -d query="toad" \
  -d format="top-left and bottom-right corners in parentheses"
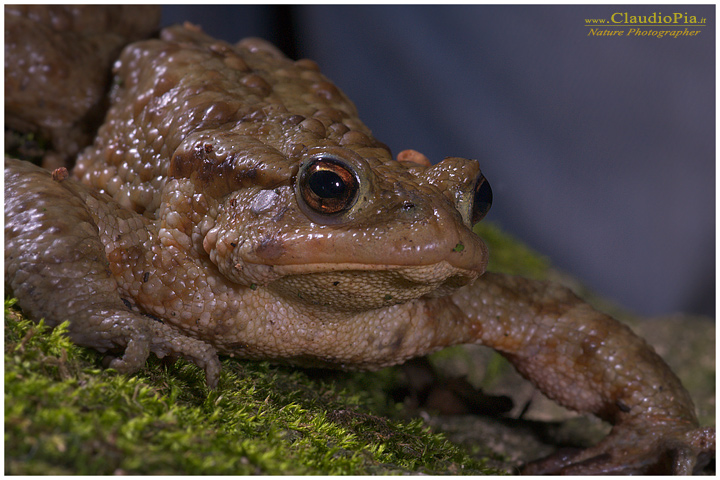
top-left (4, 10), bottom-right (714, 475)
top-left (4, 5), bottom-right (161, 168)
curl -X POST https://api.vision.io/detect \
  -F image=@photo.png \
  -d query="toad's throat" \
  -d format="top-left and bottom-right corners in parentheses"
top-left (263, 262), bottom-right (480, 312)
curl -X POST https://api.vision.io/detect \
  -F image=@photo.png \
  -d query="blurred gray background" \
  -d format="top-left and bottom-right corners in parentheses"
top-left (162, 5), bottom-right (715, 317)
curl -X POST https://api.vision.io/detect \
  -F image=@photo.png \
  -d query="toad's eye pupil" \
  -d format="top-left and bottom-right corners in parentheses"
top-left (309, 170), bottom-right (346, 199)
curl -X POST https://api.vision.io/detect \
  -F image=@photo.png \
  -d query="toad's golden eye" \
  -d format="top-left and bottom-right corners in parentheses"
top-left (471, 174), bottom-right (492, 225)
top-left (297, 156), bottom-right (359, 215)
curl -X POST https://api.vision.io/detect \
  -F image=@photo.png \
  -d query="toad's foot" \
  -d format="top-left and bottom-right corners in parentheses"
top-left (98, 310), bottom-right (222, 389)
top-left (69, 308), bottom-right (222, 389)
top-left (522, 420), bottom-right (715, 474)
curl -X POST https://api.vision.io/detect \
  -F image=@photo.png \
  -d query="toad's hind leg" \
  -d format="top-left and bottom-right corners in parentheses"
top-left (4, 158), bottom-right (221, 387)
top-left (437, 271), bottom-right (714, 474)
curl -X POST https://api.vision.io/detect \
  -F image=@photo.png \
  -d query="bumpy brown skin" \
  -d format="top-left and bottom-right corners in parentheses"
top-left (4, 22), bottom-right (714, 474)
top-left (4, 5), bottom-right (161, 166)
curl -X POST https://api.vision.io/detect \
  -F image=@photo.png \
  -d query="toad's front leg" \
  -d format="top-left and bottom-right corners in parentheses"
top-left (428, 271), bottom-right (714, 474)
top-left (4, 159), bottom-right (221, 387)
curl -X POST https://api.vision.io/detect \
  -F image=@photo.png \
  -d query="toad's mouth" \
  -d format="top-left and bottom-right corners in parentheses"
top-left (241, 260), bottom-right (482, 311)
top-left (240, 223), bottom-right (489, 279)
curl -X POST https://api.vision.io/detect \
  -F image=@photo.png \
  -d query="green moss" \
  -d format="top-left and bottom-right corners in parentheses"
top-left (474, 222), bottom-right (549, 279)
top-left (4, 130), bottom-right (49, 163)
top-left (5, 300), bottom-right (500, 475)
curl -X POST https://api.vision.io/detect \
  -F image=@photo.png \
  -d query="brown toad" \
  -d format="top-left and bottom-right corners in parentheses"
top-left (4, 16), bottom-right (714, 475)
top-left (4, 5), bottom-right (161, 167)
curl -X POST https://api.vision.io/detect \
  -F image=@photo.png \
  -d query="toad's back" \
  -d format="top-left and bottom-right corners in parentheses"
top-left (73, 25), bottom-right (389, 216)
